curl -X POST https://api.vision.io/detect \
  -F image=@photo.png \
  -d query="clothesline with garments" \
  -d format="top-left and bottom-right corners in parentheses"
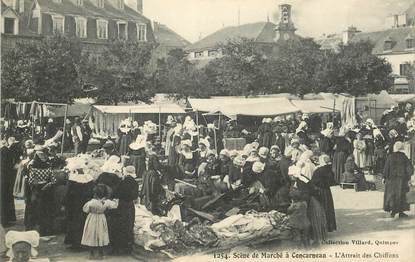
top-left (1, 101), bottom-right (71, 155)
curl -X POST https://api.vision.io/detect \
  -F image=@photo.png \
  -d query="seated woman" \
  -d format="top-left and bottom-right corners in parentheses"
top-left (341, 155), bottom-right (367, 191)
top-left (178, 140), bottom-right (198, 179)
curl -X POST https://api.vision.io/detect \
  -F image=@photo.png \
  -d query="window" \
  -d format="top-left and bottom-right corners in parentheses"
top-left (52, 15), bottom-right (64, 34)
top-left (97, 19), bottom-right (108, 39)
top-left (400, 63), bottom-right (411, 76)
top-left (208, 50), bottom-right (218, 57)
top-left (75, 17), bottom-right (87, 38)
top-left (76, 0), bottom-right (83, 6)
top-left (194, 51), bottom-right (203, 58)
top-left (97, 0), bottom-right (104, 8)
top-left (117, 22), bottom-right (127, 40)
top-left (384, 40), bottom-right (393, 51)
top-left (407, 38), bottom-right (414, 49)
top-left (4, 18), bottom-right (16, 34)
top-left (117, 0), bottom-right (124, 9)
top-left (137, 23), bottom-right (146, 41)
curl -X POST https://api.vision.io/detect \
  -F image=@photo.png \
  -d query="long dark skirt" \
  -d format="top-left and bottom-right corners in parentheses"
top-left (29, 184), bottom-right (56, 236)
top-left (1, 169), bottom-right (16, 225)
top-left (118, 134), bottom-right (132, 156)
top-left (315, 188), bottom-right (336, 232)
top-left (271, 184), bottom-right (291, 213)
top-left (64, 182), bottom-right (92, 248)
top-left (307, 196), bottom-right (327, 243)
top-left (383, 177), bottom-right (410, 213)
top-left (111, 200), bottom-right (135, 253)
top-left (126, 155), bottom-right (146, 178)
top-left (332, 151), bottom-right (347, 185)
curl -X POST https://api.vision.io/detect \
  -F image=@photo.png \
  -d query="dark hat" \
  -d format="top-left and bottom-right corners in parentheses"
top-left (102, 140), bottom-right (115, 149)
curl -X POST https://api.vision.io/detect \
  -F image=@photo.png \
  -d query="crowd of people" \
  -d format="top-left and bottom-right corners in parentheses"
top-left (1, 102), bottom-right (414, 259)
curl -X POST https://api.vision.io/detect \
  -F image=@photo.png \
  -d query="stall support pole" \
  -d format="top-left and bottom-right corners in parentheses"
top-left (158, 106), bottom-right (162, 142)
top-left (60, 104), bottom-right (68, 155)
top-left (196, 110), bottom-right (199, 140)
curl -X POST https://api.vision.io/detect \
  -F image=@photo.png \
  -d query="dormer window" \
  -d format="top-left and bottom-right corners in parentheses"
top-left (117, 0), bottom-right (124, 9)
top-left (384, 37), bottom-right (393, 51)
top-left (76, 0), bottom-right (83, 6)
top-left (97, 0), bottom-right (104, 8)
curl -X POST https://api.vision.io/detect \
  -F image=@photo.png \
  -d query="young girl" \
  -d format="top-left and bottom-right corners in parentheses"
top-left (81, 184), bottom-right (118, 260)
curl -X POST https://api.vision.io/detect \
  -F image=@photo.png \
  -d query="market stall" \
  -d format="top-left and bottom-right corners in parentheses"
top-left (188, 97), bottom-right (300, 119)
top-left (90, 103), bottom-right (186, 138)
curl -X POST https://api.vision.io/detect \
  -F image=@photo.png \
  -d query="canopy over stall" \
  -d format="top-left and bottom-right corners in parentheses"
top-left (91, 103), bottom-right (186, 138)
top-left (47, 102), bottom-right (91, 117)
top-left (389, 94), bottom-right (415, 104)
top-left (290, 99), bottom-right (341, 113)
top-left (188, 97), bottom-right (300, 119)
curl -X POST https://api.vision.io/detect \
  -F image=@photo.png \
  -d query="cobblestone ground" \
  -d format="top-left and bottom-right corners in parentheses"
top-left (4, 187), bottom-right (415, 262)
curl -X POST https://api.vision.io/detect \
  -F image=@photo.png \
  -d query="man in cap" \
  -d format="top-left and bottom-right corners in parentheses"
top-left (80, 119), bottom-right (92, 154)
top-left (71, 117), bottom-right (82, 155)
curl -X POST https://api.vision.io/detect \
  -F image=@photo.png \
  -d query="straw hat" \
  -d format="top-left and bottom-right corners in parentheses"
top-left (129, 135), bottom-right (146, 150)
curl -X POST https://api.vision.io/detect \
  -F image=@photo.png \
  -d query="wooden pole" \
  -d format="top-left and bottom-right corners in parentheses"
top-left (158, 105), bottom-right (162, 141)
top-left (196, 110), bottom-right (199, 140)
top-left (60, 104), bottom-right (68, 155)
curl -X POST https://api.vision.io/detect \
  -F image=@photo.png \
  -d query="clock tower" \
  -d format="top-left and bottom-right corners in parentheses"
top-left (275, 4), bottom-right (296, 41)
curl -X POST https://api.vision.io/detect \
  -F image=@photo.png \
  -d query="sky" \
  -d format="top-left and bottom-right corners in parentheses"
top-left (127, 0), bottom-right (413, 43)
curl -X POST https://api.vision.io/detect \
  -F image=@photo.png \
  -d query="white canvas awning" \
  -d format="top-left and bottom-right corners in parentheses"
top-left (290, 99), bottom-right (341, 113)
top-left (188, 97), bottom-right (300, 117)
top-left (92, 103), bottom-right (185, 114)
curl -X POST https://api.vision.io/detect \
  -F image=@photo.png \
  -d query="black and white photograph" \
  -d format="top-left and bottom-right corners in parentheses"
top-left (1, 0), bottom-right (415, 261)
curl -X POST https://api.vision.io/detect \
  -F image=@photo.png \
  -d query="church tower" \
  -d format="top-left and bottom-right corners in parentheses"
top-left (275, 4), bottom-right (296, 41)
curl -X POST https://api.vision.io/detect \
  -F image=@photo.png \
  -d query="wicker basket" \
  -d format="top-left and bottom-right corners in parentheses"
top-left (374, 175), bottom-right (385, 192)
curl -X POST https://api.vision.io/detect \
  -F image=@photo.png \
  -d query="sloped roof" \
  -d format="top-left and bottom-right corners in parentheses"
top-left (36, 0), bottom-right (149, 23)
top-left (153, 22), bottom-right (190, 48)
top-left (316, 35), bottom-right (342, 51)
top-left (186, 21), bottom-right (277, 52)
top-left (351, 27), bottom-right (415, 55)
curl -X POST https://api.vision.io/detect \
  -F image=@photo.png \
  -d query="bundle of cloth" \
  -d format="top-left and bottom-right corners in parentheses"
top-left (133, 205), bottom-right (218, 255)
top-left (65, 154), bottom-right (106, 180)
top-left (211, 210), bottom-right (291, 246)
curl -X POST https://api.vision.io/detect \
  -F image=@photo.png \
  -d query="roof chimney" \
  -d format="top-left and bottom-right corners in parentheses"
top-left (125, 0), bottom-right (143, 14)
top-left (137, 0), bottom-right (143, 14)
top-left (342, 26), bottom-right (360, 45)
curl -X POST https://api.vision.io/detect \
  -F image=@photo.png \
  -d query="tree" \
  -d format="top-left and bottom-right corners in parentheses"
top-left (266, 37), bottom-right (325, 96)
top-left (83, 40), bottom-right (156, 104)
top-left (1, 34), bottom-right (85, 103)
top-left (203, 38), bottom-right (269, 96)
top-left (152, 48), bottom-right (208, 98)
top-left (314, 41), bottom-right (393, 96)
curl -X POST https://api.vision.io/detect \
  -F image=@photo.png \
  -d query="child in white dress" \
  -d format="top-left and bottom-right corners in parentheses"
top-left (81, 184), bottom-right (118, 260)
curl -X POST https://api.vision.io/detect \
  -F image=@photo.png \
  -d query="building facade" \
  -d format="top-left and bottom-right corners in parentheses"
top-left (1, 0), bottom-right (156, 55)
top-left (317, 2), bottom-right (415, 93)
top-left (185, 4), bottom-right (299, 63)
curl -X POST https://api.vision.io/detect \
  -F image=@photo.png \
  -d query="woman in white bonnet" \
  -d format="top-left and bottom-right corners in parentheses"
top-left (5, 230), bottom-right (40, 262)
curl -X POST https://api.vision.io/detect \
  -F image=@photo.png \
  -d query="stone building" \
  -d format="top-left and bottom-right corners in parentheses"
top-left (317, 1), bottom-right (415, 93)
top-left (1, 0), bottom-right (155, 55)
top-left (185, 4), bottom-right (300, 65)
